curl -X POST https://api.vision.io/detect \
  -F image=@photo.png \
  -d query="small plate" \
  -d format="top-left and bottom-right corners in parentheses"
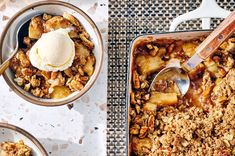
top-left (0, 123), bottom-right (48, 156)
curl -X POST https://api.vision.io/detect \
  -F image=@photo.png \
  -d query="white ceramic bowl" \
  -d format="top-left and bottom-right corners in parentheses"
top-left (0, 123), bottom-right (47, 156)
top-left (0, 1), bottom-right (103, 106)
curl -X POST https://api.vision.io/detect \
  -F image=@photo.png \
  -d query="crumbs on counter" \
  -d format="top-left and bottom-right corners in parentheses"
top-left (67, 104), bottom-right (74, 110)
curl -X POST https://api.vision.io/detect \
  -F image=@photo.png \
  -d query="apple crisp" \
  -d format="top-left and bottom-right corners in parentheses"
top-left (130, 35), bottom-right (235, 155)
top-left (9, 13), bottom-right (95, 99)
top-left (0, 140), bottom-right (32, 156)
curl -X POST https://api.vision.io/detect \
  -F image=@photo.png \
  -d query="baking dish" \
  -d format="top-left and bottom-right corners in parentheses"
top-left (127, 30), bottom-right (211, 155)
top-left (127, 1), bottom-right (232, 155)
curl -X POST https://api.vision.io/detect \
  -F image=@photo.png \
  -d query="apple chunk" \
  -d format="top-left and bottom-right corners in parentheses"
top-left (148, 91), bottom-right (178, 106)
top-left (135, 54), bottom-right (164, 75)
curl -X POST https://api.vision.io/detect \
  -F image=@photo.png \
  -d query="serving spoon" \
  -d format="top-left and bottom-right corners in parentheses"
top-left (149, 11), bottom-right (235, 96)
top-left (0, 12), bottom-right (42, 75)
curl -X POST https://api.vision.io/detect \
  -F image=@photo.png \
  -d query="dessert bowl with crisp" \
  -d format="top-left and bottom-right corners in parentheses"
top-left (0, 123), bottom-right (48, 156)
top-left (0, 1), bottom-right (103, 106)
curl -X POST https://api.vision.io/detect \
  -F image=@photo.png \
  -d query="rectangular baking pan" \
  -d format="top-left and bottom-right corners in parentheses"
top-left (126, 1), bottom-right (231, 154)
top-left (126, 30), bottom-right (212, 155)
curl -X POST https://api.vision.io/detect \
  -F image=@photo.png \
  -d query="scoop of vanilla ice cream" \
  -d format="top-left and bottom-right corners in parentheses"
top-left (29, 28), bottom-right (75, 72)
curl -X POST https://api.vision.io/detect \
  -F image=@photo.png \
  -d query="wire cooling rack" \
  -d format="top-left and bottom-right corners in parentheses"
top-left (107, 0), bottom-right (234, 155)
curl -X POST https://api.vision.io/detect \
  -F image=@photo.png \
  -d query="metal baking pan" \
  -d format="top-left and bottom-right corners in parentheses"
top-left (126, 1), bottom-right (231, 155)
top-left (127, 30), bottom-right (210, 155)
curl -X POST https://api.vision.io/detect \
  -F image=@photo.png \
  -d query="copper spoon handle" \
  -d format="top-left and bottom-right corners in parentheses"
top-left (0, 59), bottom-right (10, 75)
top-left (0, 47), bottom-right (18, 76)
top-left (0, 12), bottom-right (43, 76)
top-left (183, 11), bottom-right (235, 71)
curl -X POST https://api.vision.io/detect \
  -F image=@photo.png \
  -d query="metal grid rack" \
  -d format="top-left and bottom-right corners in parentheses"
top-left (107, 0), bottom-right (234, 155)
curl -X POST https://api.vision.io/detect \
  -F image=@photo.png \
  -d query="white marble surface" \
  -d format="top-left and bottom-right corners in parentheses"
top-left (0, 0), bottom-right (108, 155)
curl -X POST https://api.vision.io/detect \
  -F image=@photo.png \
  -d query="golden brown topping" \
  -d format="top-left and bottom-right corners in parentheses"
top-left (31, 87), bottom-right (44, 97)
top-left (51, 72), bottom-right (58, 80)
top-left (21, 68), bottom-right (33, 77)
top-left (130, 92), bottom-right (136, 105)
top-left (49, 72), bottom-right (65, 87)
top-left (14, 77), bottom-right (24, 86)
top-left (143, 94), bottom-right (150, 101)
top-left (77, 66), bottom-right (85, 76)
top-left (29, 16), bottom-right (44, 39)
top-left (23, 37), bottom-right (31, 47)
top-left (68, 28), bottom-right (79, 38)
top-left (79, 32), bottom-right (94, 50)
top-left (43, 13), bottom-right (52, 21)
top-left (79, 76), bottom-right (89, 84)
top-left (139, 126), bottom-right (148, 138)
top-left (220, 41), bottom-right (228, 50)
top-left (226, 38), bottom-right (235, 54)
top-left (133, 70), bottom-right (140, 89)
top-left (157, 47), bottom-right (167, 57)
top-left (201, 71), bottom-right (214, 103)
top-left (130, 124), bottom-right (140, 135)
top-left (24, 83), bottom-right (31, 92)
top-left (146, 44), bottom-right (153, 50)
top-left (10, 57), bottom-right (20, 72)
top-left (132, 137), bottom-right (152, 155)
top-left (75, 42), bottom-right (91, 64)
top-left (41, 71), bottom-right (51, 80)
top-left (30, 75), bottom-right (41, 88)
top-left (182, 42), bottom-right (198, 57)
top-left (135, 105), bottom-right (141, 114)
top-left (0, 140), bottom-right (32, 156)
top-left (134, 114), bottom-right (148, 126)
top-left (140, 80), bottom-right (149, 89)
top-left (67, 78), bottom-right (84, 91)
top-left (130, 108), bottom-right (137, 118)
top-left (66, 74), bottom-right (87, 91)
top-left (167, 43), bottom-right (175, 53)
top-left (44, 16), bottom-right (71, 32)
top-left (147, 115), bottom-right (155, 133)
top-left (17, 50), bottom-right (30, 68)
top-left (83, 55), bottom-right (95, 76)
top-left (188, 63), bottom-right (205, 80)
top-left (63, 12), bottom-right (85, 32)
top-left (149, 45), bottom-right (159, 56)
top-left (64, 68), bottom-right (73, 77)
top-left (10, 13), bottom-right (95, 99)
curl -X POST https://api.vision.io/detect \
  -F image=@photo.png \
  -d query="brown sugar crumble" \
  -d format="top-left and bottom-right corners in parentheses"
top-left (10, 13), bottom-right (96, 99)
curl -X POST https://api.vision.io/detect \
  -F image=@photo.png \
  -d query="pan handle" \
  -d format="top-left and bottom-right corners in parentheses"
top-left (169, 0), bottom-right (231, 31)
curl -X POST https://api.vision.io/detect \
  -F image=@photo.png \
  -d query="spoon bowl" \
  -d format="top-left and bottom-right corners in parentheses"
top-left (0, 11), bottom-right (42, 75)
top-left (149, 66), bottom-right (190, 96)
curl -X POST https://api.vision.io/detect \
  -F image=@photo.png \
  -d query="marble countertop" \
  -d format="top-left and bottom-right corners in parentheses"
top-left (0, 0), bottom-right (108, 155)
